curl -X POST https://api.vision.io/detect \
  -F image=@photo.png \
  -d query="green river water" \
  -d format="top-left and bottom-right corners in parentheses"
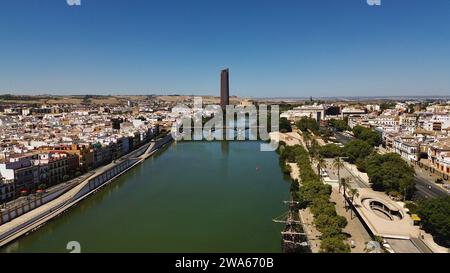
top-left (3, 141), bottom-right (290, 253)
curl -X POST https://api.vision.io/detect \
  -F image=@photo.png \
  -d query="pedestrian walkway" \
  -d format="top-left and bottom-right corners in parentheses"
top-left (288, 163), bottom-right (300, 183)
top-left (272, 131), bottom-right (323, 252)
top-left (330, 188), bottom-right (372, 253)
top-left (298, 208), bottom-right (322, 253)
top-left (0, 137), bottom-right (173, 247)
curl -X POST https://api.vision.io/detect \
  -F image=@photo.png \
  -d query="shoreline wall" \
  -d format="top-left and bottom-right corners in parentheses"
top-left (0, 135), bottom-right (173, 246)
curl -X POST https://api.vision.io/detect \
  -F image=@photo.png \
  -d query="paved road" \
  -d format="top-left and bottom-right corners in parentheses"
top-left (1, 172), bottom-right (93, 211)
top-left (0, 142), bottom-right (155, 246)
top-left (334, 131), bottom-right (354, 144)
top-left (413, 175), bottom-right (449, 200)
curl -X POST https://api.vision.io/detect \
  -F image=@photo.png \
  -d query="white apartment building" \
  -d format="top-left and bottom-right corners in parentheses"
top-left (281, 104), bottom-right (326, 122)
top-left (0, 155), bottom-right (39, 195)
top-left (399, 114), bottom-right (418, 133)
top-left (348, 115), bottom-right (370, 129)
top-left (393, 136), bottom-right (420, 162)
top-left (373, 115), bottom-right (399, 132)
top-left (422, 115), bottom-right (450, 132)
top-left (365, 104), bottom-right (381, 112)
top-left (341, 107), bottom-right (366, 119)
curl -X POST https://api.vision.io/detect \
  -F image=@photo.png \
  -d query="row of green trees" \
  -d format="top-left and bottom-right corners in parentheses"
top-left (301, 118), bottom-right (413, 198)
top-left (296, 117), bottom-right (320, 135)
top-left (320, 123), bottom-right (381, 159)
top-left (319, 140), bottom-right (374, 165)
top-left (351, 125), bottom-right (415, 199)
top-left (365, 153), bottom-right (415, 199)
top-left (352, 125), bottom-right (382, 147)
top-left (320, 143), bottom-right (415, 199)
top-left (319, 130), bottom-right (415, 199)
top-left (278, 143), bottom-right (350, 253)
top-left (296, 116), bottom-right (333, 138)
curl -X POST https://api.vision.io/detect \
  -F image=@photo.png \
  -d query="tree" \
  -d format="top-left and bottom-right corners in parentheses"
top-left (300, 181), bottom-right (332, 204)
top-left (280, 144), bottom-right (304, 163)
top-left (296, 117), bottom-right (319, 134)
top-left (348, 187), bottom-right (359, 219)
top-left (308, 139), bottom-right (320, 159)
top-left (344, 140), bottom-right (374, 164)
top-left (416, 197), bottom-right (450, 248)
top-left (319, 127), bottom-right (333, 141)
top-left (352, 126), bottom-right (382, 147)
top-left (365, 153), bottom-right (415, 199)
top-left (380, 102), bottom-right (396, 112)
top-left (340, 177), bottom-right (352, 208)
top-left (333, 157), bottom-right (345, 192)
top-left (316, 156), bottom-right (326, 179)
top-left (279, 117), bottom-right (292, 133)
top-left (320, 236), bottom-right (351, 253)
top-left (282, 142), bottom-right (349, 252)
top-left (349, 188), bottom-right (359, 204)
top-left (328, 119), bottom-right (349, 132)
top-left (315, 214), bottom-right (347, 237)
top-left (303, 133), bottom-right (312, 147)
top-left (319, 144), bottom-right (343, 158)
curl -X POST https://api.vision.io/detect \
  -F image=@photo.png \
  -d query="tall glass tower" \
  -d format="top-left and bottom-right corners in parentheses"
top-left (220, 68), bottom-right (230, 110)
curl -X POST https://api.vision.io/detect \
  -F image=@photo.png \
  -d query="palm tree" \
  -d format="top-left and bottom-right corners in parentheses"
top-left (316, 155), bottom-right (326, 178)
top-left (340, 177), bottom-right (351, 208)
top-left (333, 157), bottom-right (345, 192)
top-left (349, 188), bottom-right (359, 204)
top-left (348, 187), bottom-right (359, 219)
top-left (303, 133), bottom-right (311, 148)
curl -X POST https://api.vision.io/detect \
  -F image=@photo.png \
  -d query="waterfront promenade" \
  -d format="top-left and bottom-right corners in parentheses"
top-left (311, 132), bottom-right (449, 253)
top-left (274, 130), bottom-right (375, 253)
top-left (270, 131), bottom-right (323, 253)
top-left (0, 136), bottom-right (172, 247)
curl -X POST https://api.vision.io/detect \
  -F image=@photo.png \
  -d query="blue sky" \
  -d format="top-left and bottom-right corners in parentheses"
top-left (0, 0), bottom-right (449, 97)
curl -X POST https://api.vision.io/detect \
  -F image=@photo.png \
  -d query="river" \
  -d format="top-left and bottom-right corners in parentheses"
top-left (2, 141), bottom-right (290, 253)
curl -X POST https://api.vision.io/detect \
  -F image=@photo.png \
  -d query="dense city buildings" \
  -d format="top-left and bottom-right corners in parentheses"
top-left (328, 101), bottom-right (450, 178)
top-left (0, 98), bottom-right (183, 202)
top-left (278, 99), bottom-right (450, 180)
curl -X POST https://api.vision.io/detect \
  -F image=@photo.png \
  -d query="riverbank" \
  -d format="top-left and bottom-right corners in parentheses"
top-left (0, 135), bottom-right (173, 248)
top-left (274, 130), bottom-right (354, 253)
top-left (271, 131), bottom-right (322, 253)
top-left (4, 141), bottom-right (288, 253)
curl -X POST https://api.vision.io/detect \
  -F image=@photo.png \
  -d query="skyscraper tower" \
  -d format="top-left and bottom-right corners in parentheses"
top-left (220, 68), bottom-right (230, 110)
